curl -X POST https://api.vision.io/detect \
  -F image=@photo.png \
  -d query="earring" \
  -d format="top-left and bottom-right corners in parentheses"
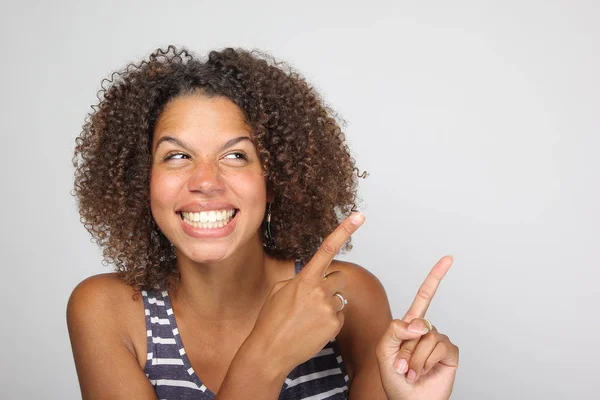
top-left (264, 202), bottom-right (274, 247)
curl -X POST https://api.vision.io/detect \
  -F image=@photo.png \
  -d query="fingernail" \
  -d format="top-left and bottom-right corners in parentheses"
top-left (349, 212), bottom-right (365, 225)
top-left (395, 358), bottom-right (408, 374)
top-left (407, 369), bottom-right (417, 383)
top-left (408, 324), bottom-right (428, 334)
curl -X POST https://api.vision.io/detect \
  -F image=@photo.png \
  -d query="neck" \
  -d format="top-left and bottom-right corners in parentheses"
top-left (171, 237), bottom-right (275, 321)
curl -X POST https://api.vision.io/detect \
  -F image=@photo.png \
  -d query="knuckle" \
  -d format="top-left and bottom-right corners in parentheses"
top-left (319, 300), bottom-right (333, 315)
top-left (416, 286), bottom-right (434, 300)
top-left (398, 339), bottom-right (418, 356)
top-left (397, 346), bottom-right (415, 358)
top-left (320, 241), bottom-right (338, 256)
top-left (329, 317), bottom-right (342, 334)
top-left (329, 299), bottom-right (341, 315)
top-left (438, 341), bottom-right (449, 352)
top-left (326, 303), bottom-right (336, 315)
top-left (340, 222), bottom-right (354, 235)
top-left (297, 276), bottom-right (313, 289)
top-left (313, 285), bottom-right (327, 300)
top-left (421, 331), bottom-right (437, 344)
top-left (408, 357), bottom-right (425, 371)
top-left (404, 312), bottom-right (418, 323)
top-left (391, 319), bottom-right (406, 331)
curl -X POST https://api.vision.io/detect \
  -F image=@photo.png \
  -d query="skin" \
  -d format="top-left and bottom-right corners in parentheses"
top-left (67, 94), bottom-right (459, 400)
top-left (376, 256), bottom-right (460, 400)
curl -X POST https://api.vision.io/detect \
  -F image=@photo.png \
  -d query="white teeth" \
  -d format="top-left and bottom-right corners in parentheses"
top-left (181, 209), bottom-right (236, 229)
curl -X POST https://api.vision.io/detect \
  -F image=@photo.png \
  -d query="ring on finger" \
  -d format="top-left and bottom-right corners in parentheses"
top-left (423, 318), bottom-right (433, 332)
top-left (334, 293), bottom-right (348, 312)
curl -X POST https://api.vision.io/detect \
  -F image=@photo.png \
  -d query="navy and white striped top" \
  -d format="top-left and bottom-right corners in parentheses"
top-left (142, 261), bottom-right (351, 399)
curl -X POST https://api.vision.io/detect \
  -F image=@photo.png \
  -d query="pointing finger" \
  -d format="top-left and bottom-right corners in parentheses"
top-left (301, 213), bottom-right (365, 280)
top-left (402, 255), bottom-right (453, 322)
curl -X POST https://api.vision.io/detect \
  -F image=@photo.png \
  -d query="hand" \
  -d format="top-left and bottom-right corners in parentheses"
top-left (376, 256), bottom-right (460, 400)
top-left (245, 212), bottom-right (365, 377)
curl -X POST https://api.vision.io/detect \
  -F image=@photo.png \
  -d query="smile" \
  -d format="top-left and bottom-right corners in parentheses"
top-left (179, 209), bottom-right (237, 229)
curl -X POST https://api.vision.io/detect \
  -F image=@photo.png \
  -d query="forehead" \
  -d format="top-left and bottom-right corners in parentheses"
top-left (153, 94), bottom-right (251, 142)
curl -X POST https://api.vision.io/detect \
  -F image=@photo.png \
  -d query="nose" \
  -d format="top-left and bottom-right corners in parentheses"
top-left (187, 159), bottom-right (224, 195)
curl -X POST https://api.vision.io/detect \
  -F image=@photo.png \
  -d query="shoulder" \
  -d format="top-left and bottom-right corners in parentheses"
top-left (328, 260), bottom-right (390, 312)
top-left (67, 273), bottom-right (141, 319)
top-left (67, 274), bottom-right (158, 396)
top-left (66, 273), bottom-right (146, 361)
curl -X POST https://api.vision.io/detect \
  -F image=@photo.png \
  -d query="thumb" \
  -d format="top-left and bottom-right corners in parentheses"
top-left (376, 319), bottom-right (426, 359)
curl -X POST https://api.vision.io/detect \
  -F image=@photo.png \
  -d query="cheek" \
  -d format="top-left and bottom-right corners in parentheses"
top-left (150, 170), bottom-right (181, 210)
top-left (224, 170), bottom-right (267, 204)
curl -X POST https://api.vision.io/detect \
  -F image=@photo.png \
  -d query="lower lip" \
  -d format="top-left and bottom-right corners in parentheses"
top-left (179, 212), bottom-right (238, 238)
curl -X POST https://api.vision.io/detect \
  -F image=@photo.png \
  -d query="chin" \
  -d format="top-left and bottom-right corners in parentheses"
top-left (179, 245), bottom-right (232, 264)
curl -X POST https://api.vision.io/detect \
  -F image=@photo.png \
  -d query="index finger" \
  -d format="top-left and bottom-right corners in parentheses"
top-left (402, 255), bottom-right (453, 322)
top-left (301, 212), bottom-right (365, 280)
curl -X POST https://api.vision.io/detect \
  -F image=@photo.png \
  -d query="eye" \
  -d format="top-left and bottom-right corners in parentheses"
top-left (164, 152), bottom-right (190, 161)
top-left (223, 152), bottom-right (248, 160)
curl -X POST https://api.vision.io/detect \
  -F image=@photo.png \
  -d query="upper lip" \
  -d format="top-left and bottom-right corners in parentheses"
top-left (177, 202), bottom-right (238, 213)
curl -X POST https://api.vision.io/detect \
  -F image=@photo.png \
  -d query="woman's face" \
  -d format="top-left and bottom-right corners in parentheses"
top-left (150, 94), bottom-right (267, 264)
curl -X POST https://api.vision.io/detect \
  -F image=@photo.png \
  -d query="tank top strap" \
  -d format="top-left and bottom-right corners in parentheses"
top-left (294, 259), bottom-right (304, 275)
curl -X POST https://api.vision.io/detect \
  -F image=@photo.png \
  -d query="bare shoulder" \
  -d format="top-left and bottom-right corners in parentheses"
top-left (67, 273), bottom-right (145, 348)
top-left (69, 272), bottom-right (136, 298)
top-left (67, 273), bottom-right (141, 322)
top-left (328, 260), bottom-right (390, 304)
top-left (67, 274), bottom-right (155, 398)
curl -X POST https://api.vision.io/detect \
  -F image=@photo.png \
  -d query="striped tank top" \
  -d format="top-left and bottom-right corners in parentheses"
top-left (142, 261), bottom-right (350, 399)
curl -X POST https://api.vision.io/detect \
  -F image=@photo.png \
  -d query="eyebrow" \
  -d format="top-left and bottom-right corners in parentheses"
top-left (154, 135), bottom-right (252, 153)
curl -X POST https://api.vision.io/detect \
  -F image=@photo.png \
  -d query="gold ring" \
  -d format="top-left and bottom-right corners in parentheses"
top-left (424, 318), bottom-right (433, 332)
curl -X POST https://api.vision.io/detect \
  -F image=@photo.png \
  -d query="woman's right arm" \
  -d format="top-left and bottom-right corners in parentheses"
top-left (66, 274), bottom-right (158, 400)
top-left (215, 213), bottom-right (366, 399)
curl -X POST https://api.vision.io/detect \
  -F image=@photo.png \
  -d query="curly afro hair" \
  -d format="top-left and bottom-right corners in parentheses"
top-left (73, 46), bottom-right (362, 290)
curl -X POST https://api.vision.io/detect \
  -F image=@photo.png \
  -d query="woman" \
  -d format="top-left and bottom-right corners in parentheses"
top-left (68, 46), bottom-right (459, 399)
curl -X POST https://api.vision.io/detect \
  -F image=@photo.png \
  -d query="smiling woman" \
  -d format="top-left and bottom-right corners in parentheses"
top-left (72, 46), bottom-right (358, 290)
top-left (68, 46), bottom-right (458, 400)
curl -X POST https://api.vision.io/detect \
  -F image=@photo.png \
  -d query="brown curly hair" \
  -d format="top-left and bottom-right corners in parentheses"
top-left (73, 46), bottom-right (361, 290)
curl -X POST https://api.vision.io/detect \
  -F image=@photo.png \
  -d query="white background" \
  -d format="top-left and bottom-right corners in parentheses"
top-left (1, 1), bottom-right (598, 398)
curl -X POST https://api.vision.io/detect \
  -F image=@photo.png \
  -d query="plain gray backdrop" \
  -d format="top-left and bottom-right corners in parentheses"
top-left (1, 1), bottom-right (598, 398)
